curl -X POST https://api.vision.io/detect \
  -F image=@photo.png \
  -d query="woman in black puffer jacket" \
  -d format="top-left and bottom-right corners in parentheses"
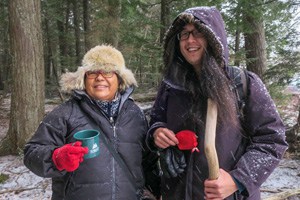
top-left (24, 45), bottom-right (159, 200)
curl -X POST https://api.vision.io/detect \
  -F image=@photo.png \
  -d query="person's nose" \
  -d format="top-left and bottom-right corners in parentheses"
top-left (187, 32), bottom-right (197, 41)
top-left (95, 73), bottom-right (105, 81)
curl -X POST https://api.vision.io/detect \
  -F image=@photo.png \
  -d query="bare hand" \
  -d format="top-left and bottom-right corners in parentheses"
top-left (153, 127), bottom-right (179, 149)
top-left (204, 169), bottom-right (238, 200)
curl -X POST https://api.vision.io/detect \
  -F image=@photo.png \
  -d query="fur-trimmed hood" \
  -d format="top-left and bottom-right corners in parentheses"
top-left (60, 45), bottom-right (137, 93)
top-left (163, 6), bottom-right (229, 68)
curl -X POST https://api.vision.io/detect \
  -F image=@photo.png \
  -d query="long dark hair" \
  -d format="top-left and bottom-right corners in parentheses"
top-left (195, 51), bottom-right (238, 127)
top-left (164, 37), bottom-right (239, 128)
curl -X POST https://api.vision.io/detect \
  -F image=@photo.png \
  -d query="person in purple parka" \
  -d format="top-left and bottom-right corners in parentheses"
top-left (146, 6), bottom-right (288, 200)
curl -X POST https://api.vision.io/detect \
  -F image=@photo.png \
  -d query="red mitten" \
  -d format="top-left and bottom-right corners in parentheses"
top-left (52, 141), bottom-right (88, 172)
top-left (175, 130), bottom-right (199, 152)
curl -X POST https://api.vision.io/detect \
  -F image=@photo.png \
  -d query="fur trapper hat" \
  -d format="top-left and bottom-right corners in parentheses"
top-left (60, 45), bottom-right (137, 93)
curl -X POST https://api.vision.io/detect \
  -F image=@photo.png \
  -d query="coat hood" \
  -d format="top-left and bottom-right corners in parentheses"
top-left (60, 45), bottom-right (137, 93)
top-left (163, 6), bottom-right (229, 68)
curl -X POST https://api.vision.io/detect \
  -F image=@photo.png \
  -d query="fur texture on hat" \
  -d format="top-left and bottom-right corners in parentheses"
top-left (60, 45), bottom-right (137, 93)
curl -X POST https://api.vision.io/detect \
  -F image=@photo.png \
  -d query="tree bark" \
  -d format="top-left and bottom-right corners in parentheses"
top-left (83, 0), bottom-right (91, 51)
top-left (234, 4), bottom-right (241, 67)
top-left (57, 0), bottom-right (71, 71)
top-left (0, 0), bottom-right (10, 91)
top-left (244, 17), bottom-right (266, 78)
top-left (106, 0), bottom-right (121, 47)
top-left (242, 1), bottom-right (267, 79)
top-left (297, 104), bottom-right (300, 132)
top-left (160, 0), bottom-right (171, 44)
top-left (0, 0), bottom-right (45, 155)
top-left (72, 0), bottom-right (82, 65)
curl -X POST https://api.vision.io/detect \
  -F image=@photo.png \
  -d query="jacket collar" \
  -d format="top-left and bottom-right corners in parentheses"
top-left (72, 86), bottom-right (134, 113)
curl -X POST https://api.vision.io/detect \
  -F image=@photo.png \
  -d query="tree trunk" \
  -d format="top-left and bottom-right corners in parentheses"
top-left (44, 9), bottom-right (52, 80)
top-left (234, 29), bottom-right (241, 67)
top-left (244, 18), bottom-right (266, 78)
top-left (86, 0), bottom-right (120, 47)
top-left (72, 0), bottom-right (81, 65)
top-left (0, 0), bottom-right (45, 155)
top-left (234, 5), bottom-right (241, 67)
top-left (297, 105), bottom-right (300, 132)
top-left (160, 0), bottom-right (171, 44)
top-left (0, 0), bottom-right (10, 91)
top-left (83, 0), bottom-right (91, 51)
top-left (106, 0), bottom-right (121, 47)
top-left (57, 0), bottom-right (71, 71)
top-left (242, 1), bottom-right (266, 79)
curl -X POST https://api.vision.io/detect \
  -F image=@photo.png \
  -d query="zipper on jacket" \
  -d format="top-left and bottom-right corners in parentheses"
top-left (110, 116), bottom-right (116, 200)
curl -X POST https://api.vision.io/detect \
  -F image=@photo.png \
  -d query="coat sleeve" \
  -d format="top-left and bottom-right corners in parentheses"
top-left (230, 72), bottom-right (288, 197)
top-left (146, 81), bottom-right (169, 151)
top-left (23, 102), bottom-right (73, 178)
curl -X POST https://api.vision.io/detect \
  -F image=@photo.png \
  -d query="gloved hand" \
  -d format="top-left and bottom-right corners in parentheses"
top-left (52, 141), bottom-right (88, 172)
top-left (158, 147), bottom-right (186, 178)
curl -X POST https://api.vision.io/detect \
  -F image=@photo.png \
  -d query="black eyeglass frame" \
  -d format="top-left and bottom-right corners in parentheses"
top-left (85, 70), bottom-right (116, 79)
top-left (177, 29), bottom-right (204, 41)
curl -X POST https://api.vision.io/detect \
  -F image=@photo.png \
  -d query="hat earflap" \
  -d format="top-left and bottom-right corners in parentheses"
top-left (119, 67), bottom-right (138, 89)
top-left (60, 67), bottom-right (85, 93)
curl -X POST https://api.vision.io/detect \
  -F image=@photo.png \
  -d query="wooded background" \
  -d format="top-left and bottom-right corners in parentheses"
top-left (0, 0), bottom-right (299, 155)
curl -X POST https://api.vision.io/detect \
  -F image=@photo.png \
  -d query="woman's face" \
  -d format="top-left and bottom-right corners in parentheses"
top-left (179, 23), bottom-right (208, 70)
top-left (85, 71), bottom-right (119, 101)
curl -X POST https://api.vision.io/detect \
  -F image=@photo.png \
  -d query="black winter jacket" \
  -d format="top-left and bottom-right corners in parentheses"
top-left (24, 88), bottom-right (156, 200)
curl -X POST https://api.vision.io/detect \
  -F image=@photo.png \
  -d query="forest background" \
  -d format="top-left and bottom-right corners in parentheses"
top-left (0, 0), bottom-right (299, 158)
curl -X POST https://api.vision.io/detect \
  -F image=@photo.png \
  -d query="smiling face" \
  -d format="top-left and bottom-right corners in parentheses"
top-left (179, 23), bottom-right (208, 71)
top-left (85, 72), bottom-right (119, 101)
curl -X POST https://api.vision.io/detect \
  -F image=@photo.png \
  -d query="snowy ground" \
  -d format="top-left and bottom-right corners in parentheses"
top-left (0, 155), bottom-right (299, 200)
top-left (0, 155), bottom-right (52, 200)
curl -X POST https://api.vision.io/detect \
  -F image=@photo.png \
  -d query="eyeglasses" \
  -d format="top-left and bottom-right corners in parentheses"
top-left (85, 70), bottom-right (115, 79)
top-left (177, 29), bottom-right (204, 41)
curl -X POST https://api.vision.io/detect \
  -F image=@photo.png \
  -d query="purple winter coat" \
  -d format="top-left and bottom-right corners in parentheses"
top-left (147, 6), bottom-right (288, 200)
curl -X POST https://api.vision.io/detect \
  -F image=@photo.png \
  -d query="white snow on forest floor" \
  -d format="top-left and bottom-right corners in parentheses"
top-left (0, 155), bottom-right (299, 200)
top-left (0, 155), bottom-right (51, 200)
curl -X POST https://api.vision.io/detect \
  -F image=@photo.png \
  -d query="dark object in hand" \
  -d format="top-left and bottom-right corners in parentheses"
top-left (158, 147), bottom-right (186, 178)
